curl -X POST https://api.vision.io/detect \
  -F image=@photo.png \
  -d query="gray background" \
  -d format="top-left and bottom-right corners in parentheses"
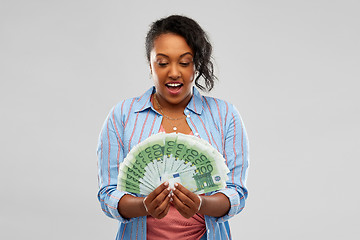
top-left (1, 0), bottom-right (359, 239)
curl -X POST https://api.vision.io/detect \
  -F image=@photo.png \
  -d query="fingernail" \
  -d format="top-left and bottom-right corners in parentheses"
top-left (164, 182), bottom-right (169, 187)
top-left (174, 183), bottom-right (178, 187)
top-left (170, 198), bottom-right (173, 202)
top-left (167, 187), bottom-right (171, 191)
top-left (168, 193), bottom-right (171, 198)
top-left (171, 192), bottom-right (174, 196)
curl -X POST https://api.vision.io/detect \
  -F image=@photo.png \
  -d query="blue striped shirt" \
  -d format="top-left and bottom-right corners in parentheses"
top-left (97, 86), bottom-right (249, 240)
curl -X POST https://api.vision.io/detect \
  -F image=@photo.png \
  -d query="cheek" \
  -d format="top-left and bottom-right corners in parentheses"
top-left (185, 70), bottom-right (195, 82)
top-left (151, 67), bottom-right (161, 82)
top-left (152, 66), bottom-right (166, 79)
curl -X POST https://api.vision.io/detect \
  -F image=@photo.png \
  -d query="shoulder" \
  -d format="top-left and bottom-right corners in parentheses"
top-left (201, 95), bottom-right (238, 116)
top-left (112, 97), bottom-right (137, 116)
top-left (201, 95), bottom-right (245, 137)
top-left (112, 87), bottom-right (154, 119)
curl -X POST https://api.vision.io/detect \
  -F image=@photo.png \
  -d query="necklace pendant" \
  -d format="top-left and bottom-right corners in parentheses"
top-left (173, 126), bottom-right (177, 131)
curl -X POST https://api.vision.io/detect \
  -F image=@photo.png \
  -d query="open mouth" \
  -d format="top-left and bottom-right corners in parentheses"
top-left (165, 82), bottom-right (183, 91)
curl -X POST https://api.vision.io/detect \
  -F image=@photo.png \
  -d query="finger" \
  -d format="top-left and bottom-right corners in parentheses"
top-left (147, 187), bottom-right (171, 213)
top-left (171, 193), bottom-right (192, 219)
top-left (153, 192), bottom-right (171, 216)
top-left (155, 194), bottom-right (172, 219)
top-left (152, 186), bottom-right (171, 204)
top-left (173, 183), bottom-right (199, 204)
top-left (173, 183), bottom-right (197, 208)
top-left (146, 182), bottom-right (169, 202)
top-left (172, 183), bottom-right (194, 198)
top-left (171, 193), bottom-right (187, 210)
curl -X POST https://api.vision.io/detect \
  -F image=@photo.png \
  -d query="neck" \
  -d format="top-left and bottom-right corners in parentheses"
top-left (154, 93), bottom-right (192, 113)
top-left (153, 93), bottom-right (192, 118)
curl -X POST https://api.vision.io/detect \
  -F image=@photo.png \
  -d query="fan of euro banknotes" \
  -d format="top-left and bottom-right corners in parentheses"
top-left (117, 132), bottom-right (230, 195)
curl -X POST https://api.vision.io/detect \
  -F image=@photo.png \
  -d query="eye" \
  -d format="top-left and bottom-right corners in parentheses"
top-left (179, 62), bottom-right (191, 67)
top-left (157, 62), bottom-right (168, 67)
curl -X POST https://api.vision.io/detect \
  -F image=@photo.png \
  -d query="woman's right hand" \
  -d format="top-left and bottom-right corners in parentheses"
top-left (143, 181), bottom-right (172, 219)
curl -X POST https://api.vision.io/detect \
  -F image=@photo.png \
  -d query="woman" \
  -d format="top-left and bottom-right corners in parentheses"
top-left (97, 15), bottom-right (249, 240)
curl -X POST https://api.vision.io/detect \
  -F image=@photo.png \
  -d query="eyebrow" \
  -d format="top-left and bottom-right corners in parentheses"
top-left (156, 52), bottom-right (193, 58)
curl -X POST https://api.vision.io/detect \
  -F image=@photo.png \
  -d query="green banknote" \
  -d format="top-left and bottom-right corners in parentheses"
top-left (117, 132), bottom-right (229, 195)
top-left (122, 150), bottom-right (156, 188)
top-left (163, 133), bottom-right (178, 173)
top-left (139, 133), bottom-right (165, 178)
top-left (160, 161), bottom-right (226, 194)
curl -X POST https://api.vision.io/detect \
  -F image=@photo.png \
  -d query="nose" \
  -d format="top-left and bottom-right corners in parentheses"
top-left (168, 63), bottom-right (181, 80)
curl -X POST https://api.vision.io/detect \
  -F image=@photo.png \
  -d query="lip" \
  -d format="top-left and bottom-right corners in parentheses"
top-left (165, 82), bottom-right (183, 95)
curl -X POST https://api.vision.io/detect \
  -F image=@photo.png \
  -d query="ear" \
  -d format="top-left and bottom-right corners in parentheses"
top-left (149, 63), bottom-right (153, 74)
top-left (149, 64), bottom-right (153, 80)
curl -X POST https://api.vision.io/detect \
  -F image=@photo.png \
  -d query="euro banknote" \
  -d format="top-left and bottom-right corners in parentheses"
top-left (117, 133), bottom-right (229, 195)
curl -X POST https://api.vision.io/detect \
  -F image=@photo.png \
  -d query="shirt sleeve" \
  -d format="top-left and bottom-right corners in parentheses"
top-left (96, 104), bottom-right (136, 223)
top-left (213, 103), bottom-right (249, 223)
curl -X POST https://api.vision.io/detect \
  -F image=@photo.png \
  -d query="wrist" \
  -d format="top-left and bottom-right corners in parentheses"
top-left (197, 195), bottom-right (203, 212)
top-left (117, 195), bottom-right (149, 218)
top-left (143, 197), bottom-right (149, 215)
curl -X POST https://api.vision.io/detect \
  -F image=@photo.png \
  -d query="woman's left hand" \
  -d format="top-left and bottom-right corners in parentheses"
top-left (171, 183), bottom-right (202, 219)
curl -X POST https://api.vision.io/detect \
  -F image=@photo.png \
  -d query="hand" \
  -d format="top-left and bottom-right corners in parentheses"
top-left (171, 183), bottom-right (202, 219)
top-left (143, 182), bottom-right (172, 219)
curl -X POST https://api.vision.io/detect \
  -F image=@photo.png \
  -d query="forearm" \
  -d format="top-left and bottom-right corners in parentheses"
top-left (118, 195), bottom-right (147, 219)
top-left (198, 192), bottom-right (230, 217)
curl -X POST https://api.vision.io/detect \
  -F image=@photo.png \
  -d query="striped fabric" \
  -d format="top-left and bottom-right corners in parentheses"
top-left (97, 86), bottom-right (249, 240)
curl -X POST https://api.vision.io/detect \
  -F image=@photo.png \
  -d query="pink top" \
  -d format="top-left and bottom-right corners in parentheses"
top-left (147, 107), bottom-right (206, 239)
top-left (147, 206), bottom-right (206, 240)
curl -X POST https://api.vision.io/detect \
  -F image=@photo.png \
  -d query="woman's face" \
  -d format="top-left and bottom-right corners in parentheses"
top-left (150, 33), bottom-right (195, 108)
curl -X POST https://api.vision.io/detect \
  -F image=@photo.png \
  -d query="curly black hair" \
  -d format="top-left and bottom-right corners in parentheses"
top-left (145, 15), bottom-right (217, 92)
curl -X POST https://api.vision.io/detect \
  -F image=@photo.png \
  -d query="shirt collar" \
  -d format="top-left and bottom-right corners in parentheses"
top-left (186, 86), bottom-right (203, 115)
top-left (134, 86), bottom-right (203, 115)
top-left (133, 87), bottom-right (155, 113)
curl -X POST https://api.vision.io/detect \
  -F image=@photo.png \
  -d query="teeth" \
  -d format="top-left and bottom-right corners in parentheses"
top-left (167, 83), bottom-right (182, 87)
